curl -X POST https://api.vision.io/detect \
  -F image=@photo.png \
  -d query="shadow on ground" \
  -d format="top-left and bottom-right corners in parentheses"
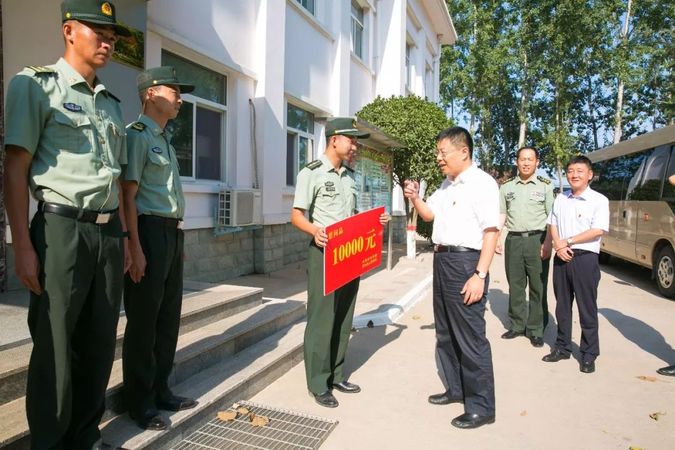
top-left (344, 323), bottom-right (408, 379)
top-left (599, 307), bottom-right (675, 364)
top-left (600, 257), bottom-right (665, 299)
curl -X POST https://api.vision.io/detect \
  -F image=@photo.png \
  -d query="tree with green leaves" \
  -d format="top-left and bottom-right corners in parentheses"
top-left (440, 0), bottom-right (672, 181)
top-left (357, 95), bottom-right (452, 246)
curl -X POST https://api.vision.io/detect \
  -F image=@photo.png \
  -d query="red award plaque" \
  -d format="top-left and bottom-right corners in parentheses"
top-left (323, 206), bottom-right (385, 295)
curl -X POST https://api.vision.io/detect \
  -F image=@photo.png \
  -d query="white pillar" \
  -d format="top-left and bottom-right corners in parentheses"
top-left (253, 0), bottom-right (287, 224)
top-left (375, 0), bottom-right (406, 97)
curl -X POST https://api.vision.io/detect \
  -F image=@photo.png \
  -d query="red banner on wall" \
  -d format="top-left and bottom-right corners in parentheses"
top-left (323, 206), bottom-right (385, 295)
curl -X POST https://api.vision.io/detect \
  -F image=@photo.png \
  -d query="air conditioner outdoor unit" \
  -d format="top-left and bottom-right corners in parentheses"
top-left (217, 189), bottom-right (262, 227)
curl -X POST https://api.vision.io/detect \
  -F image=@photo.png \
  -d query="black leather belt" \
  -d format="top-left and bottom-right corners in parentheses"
top-left (38, 201), bottom-right (117, 224)
top-left (434, 245), bottom-right (479, 253)
top-left (139, 215), bottom-right (184, 229)
top-left (509, 230), bottom-right (545, 237)
top-left (572, 249), bottom-right (595, 255)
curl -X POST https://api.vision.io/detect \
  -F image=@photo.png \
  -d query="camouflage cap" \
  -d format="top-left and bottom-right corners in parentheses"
top-left (136, 66), bottom-right (195, 93)
top-left (61, 0), bottom-right (131, 37)
top-left (325, 117), bottom-right (370, 138)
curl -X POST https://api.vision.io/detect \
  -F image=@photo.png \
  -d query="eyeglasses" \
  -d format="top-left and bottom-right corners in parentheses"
top-left (436, 148), bottom-right (459, 158)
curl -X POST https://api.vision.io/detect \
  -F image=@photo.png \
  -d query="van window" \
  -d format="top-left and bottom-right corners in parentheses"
top-left (629, 146), bottom-right (670, 201)
top-left (594, 152), bottom-right (646, 200)
top-left (663, 146), bottom-right (675, 200)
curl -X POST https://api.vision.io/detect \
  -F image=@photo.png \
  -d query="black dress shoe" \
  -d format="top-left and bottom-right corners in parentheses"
top-left (580, 360), bottom-right (595, 373)
top-left (451, 412), bottom-right (495, 429)
top-left (313, 391), bottom-right (339, 408)
top-left (501, 330), bottom-right (525, 339)
top-left (428, 392), bottom-right (463, 405)
top-left (542, 349), bottom-right (571, 362)
top-left (130, 409), bottom-right (167, 431)
top-left (332, 381), bottom-right (361, 393)
top-left (156, 394), bottom-right (198, 412)
top-left (657, 364), bottom-right (675, 376)
top-left (529, 336), bottom-right (544, 348)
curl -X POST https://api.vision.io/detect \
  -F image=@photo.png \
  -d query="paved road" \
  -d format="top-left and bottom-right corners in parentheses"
top-left (251, 252), bottom-right (675, 450)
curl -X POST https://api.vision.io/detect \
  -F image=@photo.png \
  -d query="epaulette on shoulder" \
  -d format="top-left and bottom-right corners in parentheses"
top-left (25, 65), bottom-right (55, 75)
top-left (107, 91), bottom-right (121, 103)
top-left (305, 160), bottom-right (322, 170)
top-left (343, 165), bottom-right (354, 173)
top-left (537, 175), bottom-right (552, 184)
top-left (130, 122), bottom-right (146, 132)
top-left (504, 176), bottom-right (516, 183)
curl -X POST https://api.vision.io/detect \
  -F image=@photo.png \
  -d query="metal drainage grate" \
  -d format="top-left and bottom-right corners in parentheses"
top-left (173, 400), bottom-right (339, 450)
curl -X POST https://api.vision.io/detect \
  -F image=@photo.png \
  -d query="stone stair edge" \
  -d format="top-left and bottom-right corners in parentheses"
top-left (0, 301), bottom-right (307, 449)
top-left (103, 322), bottom-right (306, 449)
top-left (0, 285), bottom-right (266, 381)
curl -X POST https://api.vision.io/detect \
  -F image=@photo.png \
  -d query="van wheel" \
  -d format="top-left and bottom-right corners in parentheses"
top-left (655, 246), bottom-right (675, 298)
top-left (599, 252), bottom-right (610, 264)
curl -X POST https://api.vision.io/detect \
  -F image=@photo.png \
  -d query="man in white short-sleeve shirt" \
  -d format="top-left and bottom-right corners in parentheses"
top-left (543, 155), bottom-right (609, 374)
top-left (404, 127), bottom-right (499, 430)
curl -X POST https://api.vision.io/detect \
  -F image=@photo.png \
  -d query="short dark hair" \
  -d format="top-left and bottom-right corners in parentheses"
top-left (566, 155), bottom-right (593, 171)
top-left (436, 126), bottom-right (473, 158)
top-left (516, 146), bottom-right (539, 160)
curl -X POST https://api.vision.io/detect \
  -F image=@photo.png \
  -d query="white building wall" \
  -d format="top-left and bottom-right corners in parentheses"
top-left (284, 4), bottom-right (334, 114)
top-left (375, 0), bottom-right (407, 97)
top-left (147, 0), bottom-right (257, 78)
top-left (349, 59), bottom-right (375, 116)
top-left (406, 0), bottom-right (443, 102)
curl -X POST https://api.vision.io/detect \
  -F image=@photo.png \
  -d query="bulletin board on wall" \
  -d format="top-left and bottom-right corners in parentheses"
top-left (352, 146), bottom-right (393, 215)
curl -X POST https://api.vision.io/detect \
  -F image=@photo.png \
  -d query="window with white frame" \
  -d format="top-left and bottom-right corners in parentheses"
top-left (351, 1), bottom-right (365, 59)
top-left (286, 104), bottom-right (315, 186)
top-left (162, 50), bottom-right (227, 181)
top-left (296, 0), bottom-right (315, 15)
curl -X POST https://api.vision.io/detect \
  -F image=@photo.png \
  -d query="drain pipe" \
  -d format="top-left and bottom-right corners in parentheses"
top-left (248, 99), bottom-right (261, 272)
top-left (249, 99), bottom-right (260, 189)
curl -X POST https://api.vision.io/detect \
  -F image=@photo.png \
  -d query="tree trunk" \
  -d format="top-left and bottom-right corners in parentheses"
top-left (613, 78), bottom-right (625, 144)
top-left (406, 209), bottom-right (418, 260)
top-left (586, 75), bottom-right (600, 150)
top-left (555, 87), bottom-right (564, 192)
top-left (613, 0), bottom-right (633, 144)
top-left (518, 51), bottom-right (528, 148)
top-left (406, 180), bottom-right (426, 259)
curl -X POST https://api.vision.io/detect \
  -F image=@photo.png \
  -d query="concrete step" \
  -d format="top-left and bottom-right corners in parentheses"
top-left (0, 285), bottom-right (263, 406)
top-left (0, 299), bottom-right (305, 449)
top-left (103, 322), bottom-right (306, 449)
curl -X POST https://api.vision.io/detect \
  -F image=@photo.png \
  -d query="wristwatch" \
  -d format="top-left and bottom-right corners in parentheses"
top-left (474, 270), bottom-right (487, 280)
top-left (566, 237), bottom-right (574, 246)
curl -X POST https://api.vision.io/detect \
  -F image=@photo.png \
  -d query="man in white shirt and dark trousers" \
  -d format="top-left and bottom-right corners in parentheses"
top-left (544, 155), bottom-right (609, 373)
top-left (404, 127), bottom-right (499, 429)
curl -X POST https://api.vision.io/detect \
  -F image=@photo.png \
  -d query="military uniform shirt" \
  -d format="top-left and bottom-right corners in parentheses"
top-left (5, 58), bottom-right (126, 210)
top-left (123, 115), bottom-right (185, 218)
top-left (427, 164), bottom-right (500, 249)
top-left (547, 187), bottom-right (609, 254)
top-left (293, 154), bottom-right (356, 227)
top-left (500, 175), bottom-right (554, 232)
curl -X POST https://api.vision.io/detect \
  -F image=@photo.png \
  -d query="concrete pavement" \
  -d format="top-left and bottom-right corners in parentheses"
top-left (250, 249), bottom-right (675, 450)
